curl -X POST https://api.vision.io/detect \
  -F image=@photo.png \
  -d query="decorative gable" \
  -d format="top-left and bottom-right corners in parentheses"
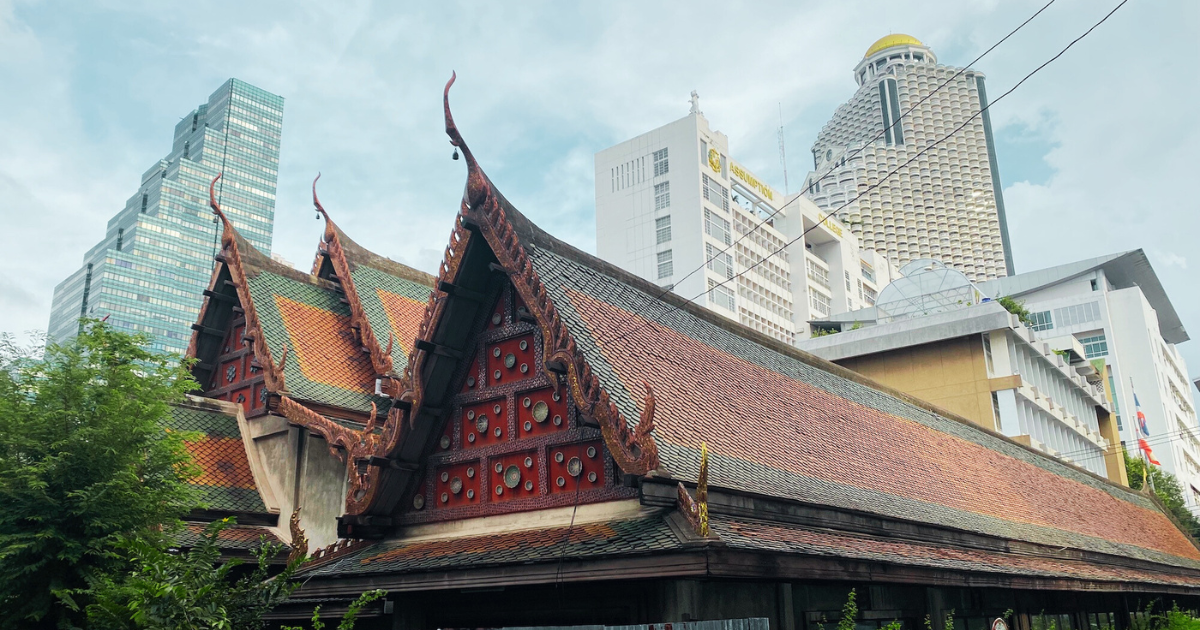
top-left (402, 282), bottom-right (631, 523)
top-left (204, 309), bottom-right (268, 417)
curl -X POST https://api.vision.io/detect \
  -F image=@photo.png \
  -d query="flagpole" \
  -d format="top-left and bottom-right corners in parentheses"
top-left (1132, 377), bottom-right (1155, 493)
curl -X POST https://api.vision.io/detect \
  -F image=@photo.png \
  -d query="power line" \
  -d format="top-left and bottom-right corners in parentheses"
top-left (594, 0), bottom-right (1128, 348)
top-left (603, 0), bottom-right (1058, 342)
top-left (1048, 426), bottom-right (1197, 462)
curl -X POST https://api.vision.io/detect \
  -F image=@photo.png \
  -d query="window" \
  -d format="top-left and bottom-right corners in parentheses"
top-left (1028, 310), bottom-right (1053, 331)
top-left (702, 174), bottom-right (729, 211)
top-left (653, 148), bottom-right (669, 176)
top-left (809, 288), bottom-right (831, 316)
top-left (655, 216), bottom-right (671, 245)
top-left (877, 78), bottom-right (904, 146)
top-left (656, 250), bottom-right (673, 279)
top-left (700, 140), bottom-right (707, 166)
top-left (654, 181), bottom-right (670, 210)
top-left (704, 209), bottom-right (731, 245)
top-left (863, 286), bottom-right (877, 305)
top-left (1080, 333), bottom-right (1109, 358)
top-left (708, 279), bottom-right (735, 311)
top-left (806, 259), bottom-right (830, 289)
top-left (1054, 301), bottom-right (1101, 327)
top-left (983, 334), bottom-right (994, 376)
top-left (706, 243), bottom-right (733, 279)
top-left (860, 261), bottom-right (876, 283)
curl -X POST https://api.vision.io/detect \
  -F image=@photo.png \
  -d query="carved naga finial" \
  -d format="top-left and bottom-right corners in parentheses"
top-left (313, 173), bottom-right (338, 242)
top-left (287, 507), bottom-right (309, 563)
top-left (444, 72), bottom-right (488, 208)
top-left (209, 173), bottom-right (233, 230)
top-left (677, 441), bottom-right (710, 538)
top-left (363, 401), bottom-right (378, 439)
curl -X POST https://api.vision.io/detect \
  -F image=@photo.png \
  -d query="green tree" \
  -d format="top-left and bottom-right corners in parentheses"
top-left (86, 518), bottom-right (304, 630)
top-left (0, 322), bottom-right (199, 628)
top-left (1125, 449), bottom-right (1200, 538)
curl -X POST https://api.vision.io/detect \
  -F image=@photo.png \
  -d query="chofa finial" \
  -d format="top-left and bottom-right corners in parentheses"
top-left (313, 173), bottom-right (328, 221)
top-left (208, 173), bottom-right (231, 226)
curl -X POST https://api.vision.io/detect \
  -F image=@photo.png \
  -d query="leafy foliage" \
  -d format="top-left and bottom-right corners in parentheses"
top-left (1125, 450), bottom-right (1200, 538)
top-left (85, 518), bottom-right (302, 630)
top-left (996, 296), bottom-right (1032, 326)
top-left (0, 322), bottom-right (200, 628)
top-left (281, 589), bottom-right (387, 630)
top-left (835, 589), bottom-right (858, 630)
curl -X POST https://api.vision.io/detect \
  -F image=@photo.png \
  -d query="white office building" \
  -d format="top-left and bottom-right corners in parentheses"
top-left (803, 34), bottom-right (1014, 282)
top-left (808, 251), bottom-right (1199, 498)
top-left (595, 94), bottom-right (897, 344)
top-left (976, 251), bottom-right (1200, 503)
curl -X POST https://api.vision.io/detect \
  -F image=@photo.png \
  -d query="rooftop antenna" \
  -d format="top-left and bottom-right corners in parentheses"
top-left (777, 102), bottom-right (789, 195)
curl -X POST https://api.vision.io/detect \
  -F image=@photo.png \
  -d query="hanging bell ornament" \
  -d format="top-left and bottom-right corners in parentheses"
top-left (452, 148), bottom-right (459, 161)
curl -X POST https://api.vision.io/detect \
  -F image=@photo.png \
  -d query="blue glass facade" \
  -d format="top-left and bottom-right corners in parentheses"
top-left (48, 79), bottom-right (284, 354)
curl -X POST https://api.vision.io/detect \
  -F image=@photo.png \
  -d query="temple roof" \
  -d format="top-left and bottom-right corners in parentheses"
top-left (187, 174), bottom-right (435, 416)
top-left (171, 401), bottom-right (269, 514)
top-left (169, 399), bottom-right (285, 552)
top-left (305, 77), bottom-right (1200, 590)
top-left (499, 193), bottom-right (1200, 571)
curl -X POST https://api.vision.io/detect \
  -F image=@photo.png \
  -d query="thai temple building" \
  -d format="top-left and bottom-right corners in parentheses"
top-left (176, 78), bottom-right (1200, 627)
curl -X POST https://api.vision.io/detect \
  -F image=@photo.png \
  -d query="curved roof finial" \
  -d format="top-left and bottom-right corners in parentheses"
top-left (313, 172), bottom-right (330, 220)
top-left (209, 173), bottom-right (232, 227)
top-left (444, 71), bottom-right (489, 207)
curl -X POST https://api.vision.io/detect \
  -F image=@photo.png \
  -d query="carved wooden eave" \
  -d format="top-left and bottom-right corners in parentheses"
top-left (335, 74), bottom-right (661, 524)
top-left (186, 173), bottom-right (288, 393)
top-left (310, 175), bottom-right (397, 380)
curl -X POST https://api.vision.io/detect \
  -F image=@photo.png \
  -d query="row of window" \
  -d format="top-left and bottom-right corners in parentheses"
top-left (1028, 301), bottom-right (1102, 332)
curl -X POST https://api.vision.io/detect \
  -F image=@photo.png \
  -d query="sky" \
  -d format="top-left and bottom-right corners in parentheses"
top-left (1, 0), bottom-right (1198, 379)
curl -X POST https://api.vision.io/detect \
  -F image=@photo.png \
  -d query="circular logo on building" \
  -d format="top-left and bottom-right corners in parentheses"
top-left (992, 619), bottom-right (1008, 630)
top-left (708, 148), bottom-right (721, 172)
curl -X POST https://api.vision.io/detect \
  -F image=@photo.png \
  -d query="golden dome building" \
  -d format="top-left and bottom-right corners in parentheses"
top-left (803, 35), bottom-right (1016, 282)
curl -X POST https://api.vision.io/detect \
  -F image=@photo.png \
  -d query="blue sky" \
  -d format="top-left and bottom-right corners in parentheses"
top-left (2, 0), bottom-right (1198, 380)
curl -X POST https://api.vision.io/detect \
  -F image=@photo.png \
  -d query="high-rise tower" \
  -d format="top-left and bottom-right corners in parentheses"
top-left (803, 35), bottom-right (1014, 281)
top-left (48, 79), bottom-right (284, 353)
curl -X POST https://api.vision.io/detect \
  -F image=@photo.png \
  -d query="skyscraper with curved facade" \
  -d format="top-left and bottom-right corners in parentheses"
top-left (803, 35), bottom-right (1014, 282)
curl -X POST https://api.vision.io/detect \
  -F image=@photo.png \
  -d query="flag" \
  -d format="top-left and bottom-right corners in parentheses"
top-left (1138, 438), bottom-right (1161, 466)
top-left (1135, 393), bottom-right (1150, 437)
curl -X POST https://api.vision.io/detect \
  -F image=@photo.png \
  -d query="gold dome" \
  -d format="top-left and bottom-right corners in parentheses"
top-left (864, 34), bottom-right (923, 59)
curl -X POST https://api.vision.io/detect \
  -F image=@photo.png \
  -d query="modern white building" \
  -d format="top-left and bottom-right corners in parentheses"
top-left (803, 34), bottom-right (1014, 282)
top-left (975, 251), bottom-right (1200, 503)
top-left (807, 252), bottom-right (1199, 497)
top-left (595, 94), bottom-right (897, 344)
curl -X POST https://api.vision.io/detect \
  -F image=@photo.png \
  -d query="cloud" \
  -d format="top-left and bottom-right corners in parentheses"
top-left (3, 0), bottom-right (1199, 380)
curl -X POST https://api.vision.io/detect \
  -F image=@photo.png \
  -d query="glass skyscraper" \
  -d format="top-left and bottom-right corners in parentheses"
top-left (48, 79), bottom-right (284, 354)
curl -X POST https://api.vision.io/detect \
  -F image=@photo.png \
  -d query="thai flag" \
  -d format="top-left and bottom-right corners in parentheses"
top-left (1136, 393), bottom-right (1150, 437)
top-left (1134, 391), bottom-right (1160, 465)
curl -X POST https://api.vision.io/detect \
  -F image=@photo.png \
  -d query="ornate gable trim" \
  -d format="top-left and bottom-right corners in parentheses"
top-left (187, 174), bottom-right (287, 394)
top-left (327, 75), bottom-right (661, 521)
top-left (311, 175), bottom-right (396, 379)
top-left (440, 73), bottom-right (659, 477)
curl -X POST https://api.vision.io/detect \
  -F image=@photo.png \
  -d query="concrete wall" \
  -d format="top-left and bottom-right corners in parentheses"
top-left (834, 335), bottom-right (996, 431)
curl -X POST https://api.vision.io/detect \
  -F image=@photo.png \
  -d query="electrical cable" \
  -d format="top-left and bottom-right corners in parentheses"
top-left (593, 0), bottom-right (1130, 348)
